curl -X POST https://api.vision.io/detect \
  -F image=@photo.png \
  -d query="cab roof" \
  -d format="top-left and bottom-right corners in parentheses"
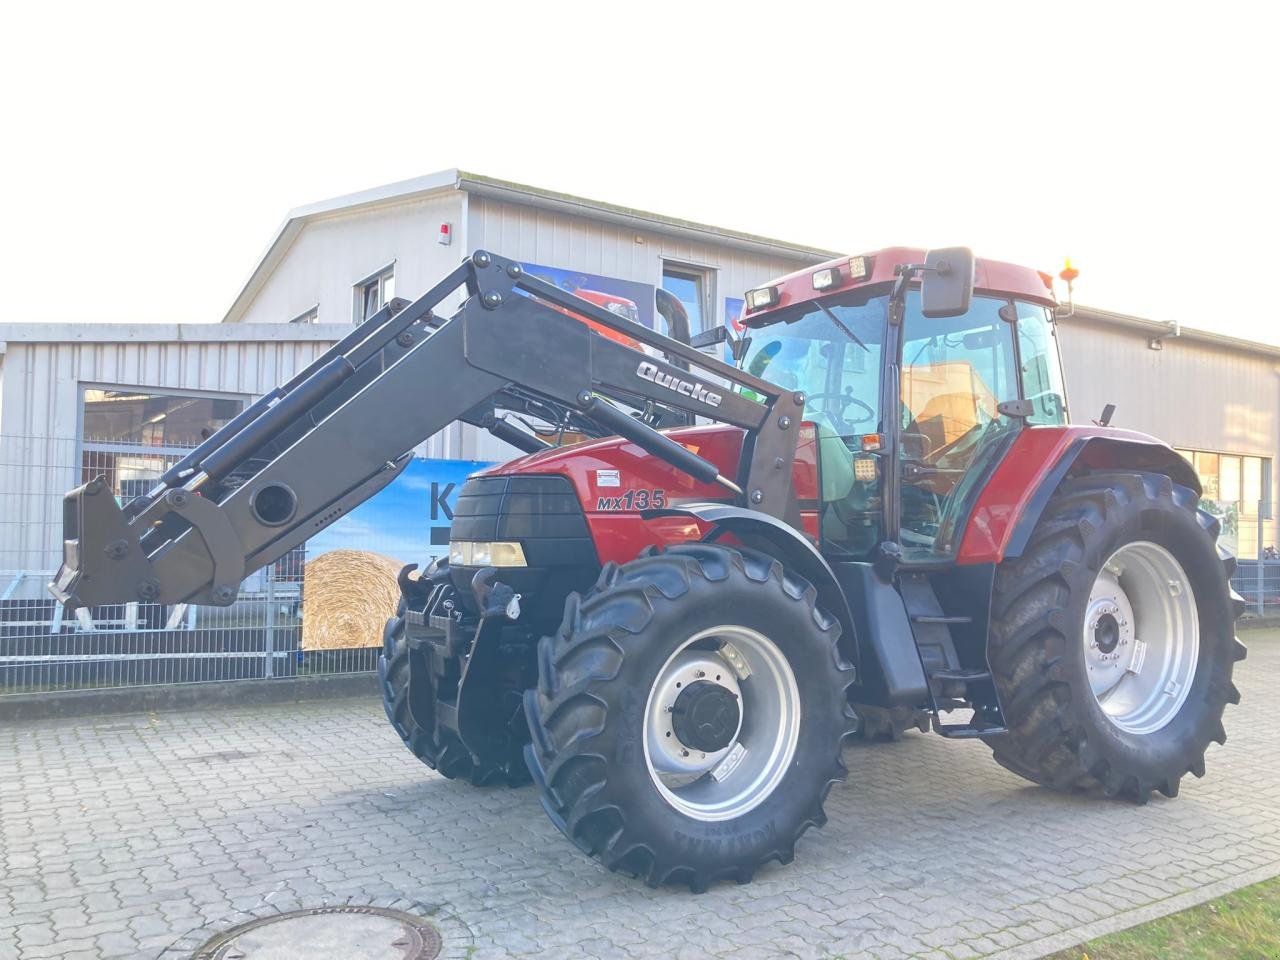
top-left (743, 246), bottom-right (1057, 327)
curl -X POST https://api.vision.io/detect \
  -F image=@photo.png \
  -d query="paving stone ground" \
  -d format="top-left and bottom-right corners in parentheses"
top-left (2, 631), bottom-right (1278, 960)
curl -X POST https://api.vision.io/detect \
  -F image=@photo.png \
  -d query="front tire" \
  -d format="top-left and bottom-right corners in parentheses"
top-left (524, 544), bottom-right (856, 891)
top-left (985, 472), bottom-right (1246, 801)
top-left (379, 609), bottom-right (530, 787)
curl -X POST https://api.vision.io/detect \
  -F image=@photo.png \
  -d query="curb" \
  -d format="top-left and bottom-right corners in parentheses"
top-left (1238, 614), bottom-right (1280, 631)
top-left (0, 672), bottom-right (378, 721)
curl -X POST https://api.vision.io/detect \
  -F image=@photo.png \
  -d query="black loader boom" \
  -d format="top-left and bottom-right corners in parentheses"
top-left (50, 251), bottom-right (801, 611)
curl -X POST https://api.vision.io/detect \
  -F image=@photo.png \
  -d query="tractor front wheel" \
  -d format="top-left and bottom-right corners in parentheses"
top-left (985, 472), bottom-right (1245, 801)
top-left (524, 544), bottom-right (856, 891)
top-left (379, 609), bottom-right (530, 787)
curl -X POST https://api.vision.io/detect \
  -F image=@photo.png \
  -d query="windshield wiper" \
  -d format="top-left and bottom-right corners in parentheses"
top-left (814, 301), bottom-right (870, 353)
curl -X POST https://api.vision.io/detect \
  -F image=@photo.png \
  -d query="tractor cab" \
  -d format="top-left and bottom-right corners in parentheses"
top-left (738, 248), bottom-right (1068, 563)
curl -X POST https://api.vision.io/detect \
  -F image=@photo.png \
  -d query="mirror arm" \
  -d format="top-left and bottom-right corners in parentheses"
top-left (890, 263), bottom-right (930, 324)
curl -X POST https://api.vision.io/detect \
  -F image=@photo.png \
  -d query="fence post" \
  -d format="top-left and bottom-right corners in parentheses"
top-left (1258, 506), bottom-right (1266, 617)
top-left (264, 564), bottom-right (276, 679)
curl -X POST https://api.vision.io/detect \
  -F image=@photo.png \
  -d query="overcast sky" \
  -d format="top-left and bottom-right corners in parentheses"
top-left (1, 1), bottom-right (1275, 342)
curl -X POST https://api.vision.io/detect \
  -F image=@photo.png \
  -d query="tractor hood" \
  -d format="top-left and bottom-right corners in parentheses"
top-left (479, 424), bottom-right (747, 516)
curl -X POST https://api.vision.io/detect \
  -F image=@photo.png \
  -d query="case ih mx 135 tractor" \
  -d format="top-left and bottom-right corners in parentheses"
top-left (51, 247), bottom-right (1246, 891)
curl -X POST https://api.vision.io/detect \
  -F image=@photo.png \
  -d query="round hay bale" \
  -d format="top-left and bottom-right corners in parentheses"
top-left (301, 549), bottom-right (403, 650)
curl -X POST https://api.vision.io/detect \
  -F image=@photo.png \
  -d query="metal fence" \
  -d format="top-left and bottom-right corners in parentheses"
top-left (1234, 560), bottom-right (1280, 615)
top-left (1, 435), bottom-right (390, 698)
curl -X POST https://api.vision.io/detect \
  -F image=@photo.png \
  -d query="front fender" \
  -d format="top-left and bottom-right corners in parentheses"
top-left (643, 503), bottom-right (859, 672)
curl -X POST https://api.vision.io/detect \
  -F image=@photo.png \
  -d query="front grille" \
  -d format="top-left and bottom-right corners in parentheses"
top-left (450, 474), bottom-right (596, 567)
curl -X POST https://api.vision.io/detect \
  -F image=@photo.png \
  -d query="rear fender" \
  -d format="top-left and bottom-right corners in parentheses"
top-left (644, 504), bottom-right (859, 673)
top-left (962, 426), bottom-right (1201, 564)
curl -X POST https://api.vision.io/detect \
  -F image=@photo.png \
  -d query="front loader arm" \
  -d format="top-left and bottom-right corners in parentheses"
top-left (51, 251), bottom-right (803, 610)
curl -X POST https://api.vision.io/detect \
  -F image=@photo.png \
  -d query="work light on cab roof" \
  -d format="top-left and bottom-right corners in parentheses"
top-left (745, 284), bottom-right (778, 311)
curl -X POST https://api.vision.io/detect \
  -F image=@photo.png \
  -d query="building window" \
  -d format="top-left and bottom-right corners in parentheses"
top-left (661, 264), bottom-right (713, 334)
top-left (80, 387), bottom-right (247, 501)
top-left (353, 264), bottom-right (396, 323)
top-left (1174, 447), bottom-right (1272, 558)
top-left (289, 305), bottom-right (319, 324)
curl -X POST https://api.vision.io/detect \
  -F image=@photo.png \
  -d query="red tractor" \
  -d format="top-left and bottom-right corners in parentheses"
top-left (53, 246), bottom-right (1246, 892)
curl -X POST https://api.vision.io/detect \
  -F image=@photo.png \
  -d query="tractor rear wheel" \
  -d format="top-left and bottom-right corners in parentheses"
top-left (524, 544), bottom-right (856, 891)
top-left (984, 472), bottom-right (1245, 801)
top-left (379, 609), bottom-right (530, 787)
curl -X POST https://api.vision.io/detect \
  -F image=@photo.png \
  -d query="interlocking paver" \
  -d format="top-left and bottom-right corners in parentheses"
top-left (2, 633), bottom-right (1278, 959)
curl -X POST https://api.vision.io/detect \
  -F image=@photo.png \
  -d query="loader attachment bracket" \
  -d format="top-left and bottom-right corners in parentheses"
top-left (50, 477), bottom-right (156, 609)
top-left (156, 488), bottom-right (246, 605)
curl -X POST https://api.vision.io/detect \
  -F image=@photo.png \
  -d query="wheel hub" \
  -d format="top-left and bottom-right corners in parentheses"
top-left (1093, 611), bottom-right (1121, 654)
top-left (647, 651), bottom-right (744, 776)
top-left (642, 626), bottom-right (801, 822)
top-left (671, 680), bottom-right (741, 753)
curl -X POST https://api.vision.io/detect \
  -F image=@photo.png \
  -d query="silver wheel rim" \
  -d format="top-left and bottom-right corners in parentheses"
top-left (1084, 540), bottom-right (1199, 734)
top-left (642, 625), bottom-right (801, 822)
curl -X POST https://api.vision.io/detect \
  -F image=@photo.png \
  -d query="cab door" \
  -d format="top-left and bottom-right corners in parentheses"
top-left (895, 292), bottom-right (1021, 562)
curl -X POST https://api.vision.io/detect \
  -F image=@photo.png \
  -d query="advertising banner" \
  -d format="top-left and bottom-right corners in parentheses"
top-left (308, 458), bottom-right (494, 563)
top-left (520, 261), bottom-right (656, 329)
top-left (300, 458), bottom-right (495, 650)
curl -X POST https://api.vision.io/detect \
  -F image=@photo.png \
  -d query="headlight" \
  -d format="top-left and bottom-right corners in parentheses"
top-left (604, 301), bottom-right (640, 322)
top-left (449, 541), bottom-right (528, 567)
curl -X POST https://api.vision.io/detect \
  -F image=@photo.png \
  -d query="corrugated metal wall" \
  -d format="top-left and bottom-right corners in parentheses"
top-left (0, 332), bottom-right (340, 576)
top-left (1058, 316), bottom-right (1280, 547)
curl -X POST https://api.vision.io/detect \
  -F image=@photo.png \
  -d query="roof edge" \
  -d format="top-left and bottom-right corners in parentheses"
top-left (454, 170), bottom-right (840, 261)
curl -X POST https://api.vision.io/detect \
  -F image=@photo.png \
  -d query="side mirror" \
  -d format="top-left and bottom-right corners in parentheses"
top-left (689, 325), bottom-right (729, 349)
top-left (921, 247), bottom-right (975, 318)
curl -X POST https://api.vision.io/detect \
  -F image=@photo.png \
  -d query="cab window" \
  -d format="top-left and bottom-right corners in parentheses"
top-left (1016, 302), bottom-right (1069, 425)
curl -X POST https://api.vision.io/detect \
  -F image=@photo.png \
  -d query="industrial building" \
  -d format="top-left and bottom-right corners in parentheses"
top-left (1, 170), bottom-right (1276, 598)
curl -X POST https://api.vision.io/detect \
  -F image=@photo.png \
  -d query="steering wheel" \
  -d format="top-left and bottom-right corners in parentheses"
top-left (805, 391), bottom-right (875, 431)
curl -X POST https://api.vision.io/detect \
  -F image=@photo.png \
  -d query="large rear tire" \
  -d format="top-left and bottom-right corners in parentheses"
top-left (524, 544), bottom-right (856, 891)
top-left (379, 609), bottom-right (530, 787)
top-left (985, 472), bottom-right (1246, 801)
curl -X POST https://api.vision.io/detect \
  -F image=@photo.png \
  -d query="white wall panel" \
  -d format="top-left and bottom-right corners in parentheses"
top-left (236, 192), bottom-right (466, 326)
top-left (466, 196), bottom-right (821, 330)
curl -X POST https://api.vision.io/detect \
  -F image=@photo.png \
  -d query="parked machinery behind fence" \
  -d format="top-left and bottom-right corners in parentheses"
top-left (52, 245), bottom-right (1247, 891)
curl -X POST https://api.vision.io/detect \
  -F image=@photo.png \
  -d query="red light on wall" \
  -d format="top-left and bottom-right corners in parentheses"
top-left (438, 222), bottom-right (452, 246)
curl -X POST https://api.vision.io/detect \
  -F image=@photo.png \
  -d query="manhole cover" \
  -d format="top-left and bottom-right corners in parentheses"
top-left (193, 905), bottom-right (442, 959)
